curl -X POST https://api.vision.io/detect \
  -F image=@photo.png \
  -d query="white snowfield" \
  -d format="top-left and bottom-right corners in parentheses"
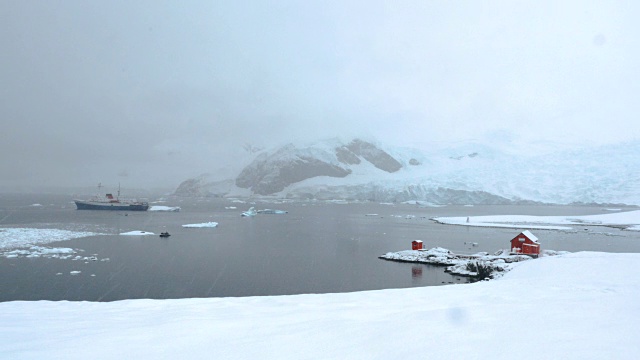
top-left (1, 252), bottom-right (638, 359)
top-left (433, 210), bottom-right (640, 231)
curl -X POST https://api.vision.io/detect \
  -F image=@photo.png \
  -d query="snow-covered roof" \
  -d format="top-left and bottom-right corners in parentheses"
top-left (413, 240), bottom-right (423, 243)
top-left (520, 230), bottom-right (539, 243)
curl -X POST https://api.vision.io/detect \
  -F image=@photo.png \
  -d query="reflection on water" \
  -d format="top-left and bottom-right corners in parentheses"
top-left (411, 266), bottom-right (423, 278)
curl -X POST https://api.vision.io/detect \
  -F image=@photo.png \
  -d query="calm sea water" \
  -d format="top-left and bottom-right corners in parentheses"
top-left (1, 193), bottom-right (639, 302)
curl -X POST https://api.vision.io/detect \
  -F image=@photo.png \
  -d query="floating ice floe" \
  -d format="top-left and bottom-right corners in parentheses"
top-left (182, 222), bottom-right (219, 228)
top-left (2, 246), bottom-right (76, 259)
top-left (225, 206), bottom-right (237, 210)
top-left (149, 206), bottom-right (181, 212)
top-left (70, 271), bottom-right (81, 275)
top-left (241, 207), bottom-right (257, 217)
top-left (0, 228), bottom-right (100, 250)
top-left (30, 203), bottom-right (43, 207)
top-left (120, 231), bottom-right (155, 236)
top-left (257, 209), bottom-right (288, 214)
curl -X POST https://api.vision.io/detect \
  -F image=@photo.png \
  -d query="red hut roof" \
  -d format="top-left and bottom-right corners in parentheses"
top-left (520, 230), bottom-right (539, 243)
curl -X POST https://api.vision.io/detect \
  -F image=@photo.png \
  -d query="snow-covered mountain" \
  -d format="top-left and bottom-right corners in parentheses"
top-left (174, 138), bottom-right (640, 205)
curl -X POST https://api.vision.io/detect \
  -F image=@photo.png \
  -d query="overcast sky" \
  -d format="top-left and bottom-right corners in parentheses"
top-left (1, 1), bottom-right (638, 190)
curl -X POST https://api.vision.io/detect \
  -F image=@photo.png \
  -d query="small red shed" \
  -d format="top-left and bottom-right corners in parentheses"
top-left (510, 230), bottom-right (540, 256)
top-left (412, 240), bottom-right (423, 250)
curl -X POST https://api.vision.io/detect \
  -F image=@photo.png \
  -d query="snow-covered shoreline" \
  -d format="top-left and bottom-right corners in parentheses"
top-left (1, 251), bottom-right (638, 359)
top-left (379, 247), bottom-right (563, 279)
top-left (432, 209), bottom-right (640, 231)
top-left (2, 209), bottom-right (639, 358)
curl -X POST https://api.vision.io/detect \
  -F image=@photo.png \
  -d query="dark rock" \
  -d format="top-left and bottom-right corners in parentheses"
top-left (335, 146), bottom-right (361, 165)
top-left (346, 139), bottom-right (402, 173)
top-left (235, 145), bottom-right (351, 195)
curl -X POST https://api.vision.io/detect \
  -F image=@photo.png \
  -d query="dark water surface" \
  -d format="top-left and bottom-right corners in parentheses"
top-left (1, 194), bottom-right (639, 301)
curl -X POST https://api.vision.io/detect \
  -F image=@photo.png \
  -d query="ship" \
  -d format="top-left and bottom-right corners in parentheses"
top-left (74, 184), bottom-right (149, 211)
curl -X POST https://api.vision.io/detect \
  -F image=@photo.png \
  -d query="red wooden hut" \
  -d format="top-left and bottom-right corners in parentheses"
top-left (510, 230), bottom-right (540, 256)
top-left (412, 240), bottom-right (423, 250)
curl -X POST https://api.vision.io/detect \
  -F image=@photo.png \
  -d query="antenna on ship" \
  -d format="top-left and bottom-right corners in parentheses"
top-left (118, 182), bottom-right (121, 199)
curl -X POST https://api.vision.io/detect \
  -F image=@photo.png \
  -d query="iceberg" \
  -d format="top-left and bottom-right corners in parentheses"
top-left (241, 207), bottom-right (257, 217)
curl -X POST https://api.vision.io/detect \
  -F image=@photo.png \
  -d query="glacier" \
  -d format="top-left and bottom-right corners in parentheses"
top-left (175, 138), bottom-right (640, 205)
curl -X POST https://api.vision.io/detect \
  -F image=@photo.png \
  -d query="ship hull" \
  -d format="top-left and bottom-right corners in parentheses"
top-left (74, 200), bottom-right (149, 211)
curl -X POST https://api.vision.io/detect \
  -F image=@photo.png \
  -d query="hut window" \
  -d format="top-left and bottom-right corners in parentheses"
top-left (518, 237), bottom-right (525, 242)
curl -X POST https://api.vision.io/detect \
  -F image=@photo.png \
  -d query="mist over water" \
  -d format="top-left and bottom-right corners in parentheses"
top-left (1, 1), bottom-right (639, 191)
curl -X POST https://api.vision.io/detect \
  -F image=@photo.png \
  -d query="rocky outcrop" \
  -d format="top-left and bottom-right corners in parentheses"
top-left (345, 139), bottom-right (402, 173)
top-left (234, 139), bottom-right (405, 195)
top-left (174, 175), bottom-right (210, 197)
top-left (235, 145), bottom-right (351, 195)
top-left (335, 146), bottom-right (361, 165)
top-left (174, 175), bottom-right (235, 197)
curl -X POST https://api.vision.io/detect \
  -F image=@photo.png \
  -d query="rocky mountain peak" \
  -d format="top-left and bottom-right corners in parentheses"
top-left (233, 138), bottom-right (403, 195)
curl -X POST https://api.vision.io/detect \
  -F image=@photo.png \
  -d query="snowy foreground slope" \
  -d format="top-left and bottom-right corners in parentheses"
top-left (1, 252), bottom-right (639, 359)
